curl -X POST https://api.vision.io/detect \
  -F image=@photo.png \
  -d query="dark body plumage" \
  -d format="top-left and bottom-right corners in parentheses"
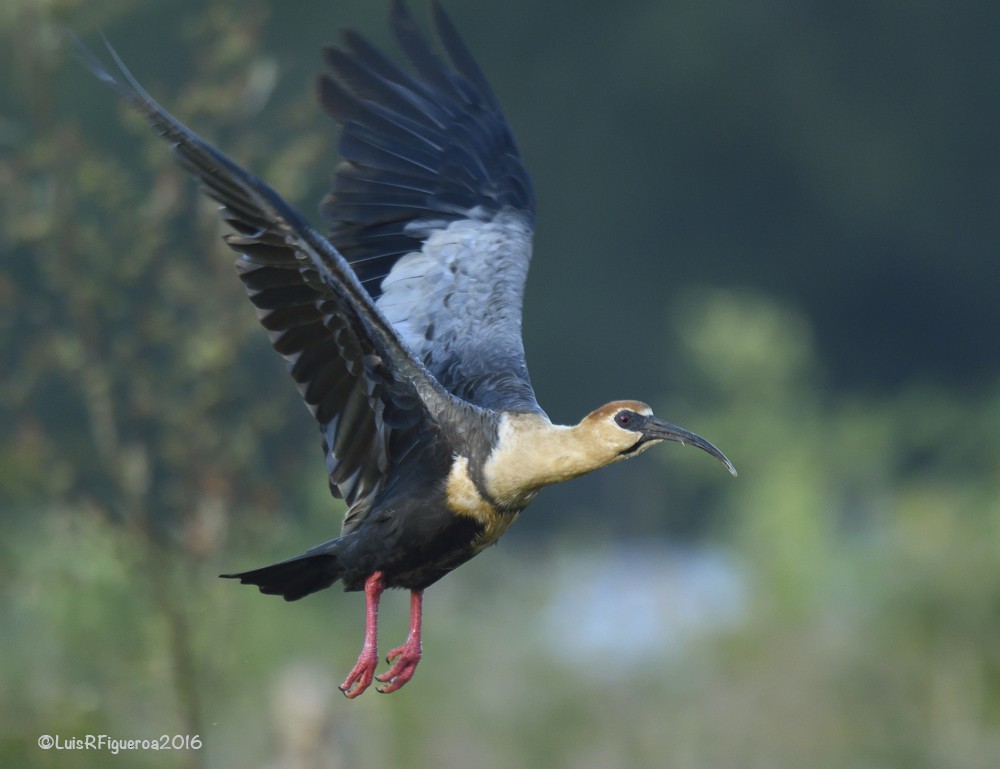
top-left (235, 423), bottom-right (490, 598)
top-left (79, 0), bottom-right (735, 696)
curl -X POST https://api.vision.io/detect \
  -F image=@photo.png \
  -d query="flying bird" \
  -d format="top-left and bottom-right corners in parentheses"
top-left (79, 0), bottom-right (735, 697)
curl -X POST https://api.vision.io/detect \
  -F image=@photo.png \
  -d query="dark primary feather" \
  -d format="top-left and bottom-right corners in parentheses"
top-left (72, 33), bottom-right (462, 525)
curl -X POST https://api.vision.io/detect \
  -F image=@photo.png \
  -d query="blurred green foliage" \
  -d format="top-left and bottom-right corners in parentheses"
top-left (2, 0), bottom-right (998, 767)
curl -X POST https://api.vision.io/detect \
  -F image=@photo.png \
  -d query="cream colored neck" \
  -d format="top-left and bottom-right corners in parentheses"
top-left (482, 413), bottom-right (625, 507)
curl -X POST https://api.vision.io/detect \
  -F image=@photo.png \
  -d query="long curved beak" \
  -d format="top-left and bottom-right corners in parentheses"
top-left (645, 418), bottom-right (737, 477)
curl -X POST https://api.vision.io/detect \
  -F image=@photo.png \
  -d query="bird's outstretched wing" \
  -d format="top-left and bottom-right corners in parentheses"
top-left (75, 34), bottom-right (463, 528)
top-left (320, 1), bottom-right (542, 415)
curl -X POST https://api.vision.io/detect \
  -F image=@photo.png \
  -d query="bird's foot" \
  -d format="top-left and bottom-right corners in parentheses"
top-left (339, 644), bottom-right (379, 699)
top-left (339, 570), bottom-right (385, 699)
top-left (376, 635), bottom-right (422, 694)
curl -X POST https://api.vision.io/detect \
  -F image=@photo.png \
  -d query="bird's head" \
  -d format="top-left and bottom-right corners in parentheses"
top-left (581, 400), bottom-right (737, 476)
top-left (484, 401), bottom-right (735, 506)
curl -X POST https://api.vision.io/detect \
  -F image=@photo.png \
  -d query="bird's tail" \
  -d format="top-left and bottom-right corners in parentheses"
top-left (220, 542), bottom-right (344, 602)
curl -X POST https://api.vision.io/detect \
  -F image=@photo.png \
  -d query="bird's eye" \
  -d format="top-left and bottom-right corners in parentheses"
top-left (615, 411), bottom-right (633, 427)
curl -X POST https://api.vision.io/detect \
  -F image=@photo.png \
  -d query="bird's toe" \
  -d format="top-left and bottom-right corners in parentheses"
top-left (375, 639), bottom-right (422, 693)
top-left (339, 649), bottom-right (379, 699)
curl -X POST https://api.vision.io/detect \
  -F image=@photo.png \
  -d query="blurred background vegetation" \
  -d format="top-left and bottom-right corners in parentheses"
top-left (2, 0), bottom-right (998, 767)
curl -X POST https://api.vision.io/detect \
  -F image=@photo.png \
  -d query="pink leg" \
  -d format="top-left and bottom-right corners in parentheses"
top-left (339, 571), bottom-right (384, 699)
top-left (376, 589), bottom-right (423, 694)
